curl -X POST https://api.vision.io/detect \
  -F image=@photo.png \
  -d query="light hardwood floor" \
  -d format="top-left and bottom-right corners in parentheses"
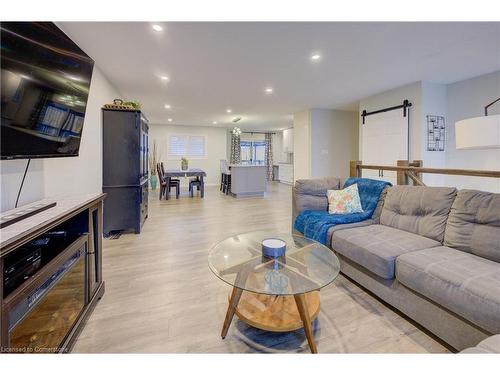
top-left (72, 182), bottom-right (449, 353)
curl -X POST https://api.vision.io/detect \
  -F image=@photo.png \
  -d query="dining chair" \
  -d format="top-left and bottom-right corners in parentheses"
top-left (157, 163), bottom-right (179, 199)
top-left (161, 162), bottom-right (180, 184)
top-left (189, 177), bottom-right (202, 198)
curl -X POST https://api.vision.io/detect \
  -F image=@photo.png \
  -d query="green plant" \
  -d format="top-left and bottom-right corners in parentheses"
top-left (123, 100), bottom-right (142, 109)
top-left (181, 157), bottom-right (188, 170)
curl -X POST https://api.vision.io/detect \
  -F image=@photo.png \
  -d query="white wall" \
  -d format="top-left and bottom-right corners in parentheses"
top-left (293, 110), bottom-right (311, 180)
top-left (149, 124), bottom-right (228, 187)
top-left (293, 108), bottom-right (357, 181)
top-left (1, 66), bottom-right (121, 212)
top-left (445, 71), bottom-right (500, 192)
top-left (421, 81), bottom-right (447, 186)
top-left (44, 67), bottom-right (121, 198)
top-left (310, 109), bottom-right (358, 178)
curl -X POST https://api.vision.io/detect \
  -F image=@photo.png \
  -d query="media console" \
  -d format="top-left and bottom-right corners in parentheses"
top-left (0, 193), bottom-right (105, 353)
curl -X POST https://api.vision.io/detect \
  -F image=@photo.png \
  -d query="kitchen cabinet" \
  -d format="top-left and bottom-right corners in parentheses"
top-left (283, 128), bottom-right (294, 153)
top-left (278, 163), bottom-right (294, 185)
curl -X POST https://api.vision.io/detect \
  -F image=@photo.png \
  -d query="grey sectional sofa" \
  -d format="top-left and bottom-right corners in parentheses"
top-left (292, 177), bottom-right (500, 351)
top-left (461, 334), bottom-right (500, 353)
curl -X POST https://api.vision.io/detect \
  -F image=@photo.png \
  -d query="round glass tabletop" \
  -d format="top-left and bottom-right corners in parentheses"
top-left (208, 231), bottom-right (340, 296)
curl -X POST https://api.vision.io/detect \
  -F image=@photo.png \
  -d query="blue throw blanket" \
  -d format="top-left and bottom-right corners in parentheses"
top-left (294, 178), bottom-right (392, 245)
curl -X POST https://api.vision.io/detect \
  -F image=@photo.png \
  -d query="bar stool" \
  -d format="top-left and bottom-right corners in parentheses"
top-left (220, 160), bottom-right (231, 195)
top-left (220, 160), bottom-right (226, 192)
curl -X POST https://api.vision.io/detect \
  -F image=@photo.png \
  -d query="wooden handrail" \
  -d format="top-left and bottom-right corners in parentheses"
top-left (353, 164), bottom-right (500, 178)
top-left (406, 171), bottom-right (425, 186)
top-left (350, 160), bottom-right (500, 187)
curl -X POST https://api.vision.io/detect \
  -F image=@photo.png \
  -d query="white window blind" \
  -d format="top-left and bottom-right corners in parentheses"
top-left (168, 134), bottom-right (206, 159)
top-left (188, 135), bottom-right (205, 157)
top-left (168, 135), bottom-right (188, 157)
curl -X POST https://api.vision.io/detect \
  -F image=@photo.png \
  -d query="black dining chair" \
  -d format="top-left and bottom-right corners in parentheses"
top-left (189, 176), bottom-right (204, 198)
top-left (157, 163), bottom-right (179, 199)
top-left (161, 162), bottom-right (180, 185)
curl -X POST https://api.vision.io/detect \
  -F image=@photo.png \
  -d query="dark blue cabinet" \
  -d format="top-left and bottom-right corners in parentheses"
top-left (102, 109), bottom-right (149, 235)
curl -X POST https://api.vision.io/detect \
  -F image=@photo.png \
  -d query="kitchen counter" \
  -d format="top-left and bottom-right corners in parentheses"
top-left (229, 164), bottom-right (266, 167)
top-left (228, 164), bottom-right (267, 198)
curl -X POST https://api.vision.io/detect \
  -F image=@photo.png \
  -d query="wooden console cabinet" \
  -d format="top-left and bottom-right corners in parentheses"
top-left (0, 194), bottom-right (105, 353)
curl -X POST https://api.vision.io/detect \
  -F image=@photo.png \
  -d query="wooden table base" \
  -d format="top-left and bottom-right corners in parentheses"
top-left (221, 287), bottom-right (320, 353)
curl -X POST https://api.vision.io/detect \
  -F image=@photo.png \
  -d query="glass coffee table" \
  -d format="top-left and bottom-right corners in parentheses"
top-left (208, 231), bottom-right (340, 353)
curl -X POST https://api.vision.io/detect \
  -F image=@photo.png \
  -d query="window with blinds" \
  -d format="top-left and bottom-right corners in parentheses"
top-left (167, 134), bottom-right (206, 159)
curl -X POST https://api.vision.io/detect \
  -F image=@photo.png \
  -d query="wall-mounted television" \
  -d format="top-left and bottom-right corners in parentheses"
top-left (1, 22), bottom-right (94, 159)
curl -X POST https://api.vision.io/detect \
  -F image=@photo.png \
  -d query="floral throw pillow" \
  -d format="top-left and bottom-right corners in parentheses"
top-left (327, 184), bottom-right (363, 214)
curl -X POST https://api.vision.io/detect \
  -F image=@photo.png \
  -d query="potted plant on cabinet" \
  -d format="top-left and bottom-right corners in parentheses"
top-left (181, 156), bottom-right (189, 171)
top-left (148, 140), bottom-right (158, 190)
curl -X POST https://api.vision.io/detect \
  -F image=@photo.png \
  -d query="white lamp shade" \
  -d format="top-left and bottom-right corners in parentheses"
top-left (455, 115), bottom-right (500, 149)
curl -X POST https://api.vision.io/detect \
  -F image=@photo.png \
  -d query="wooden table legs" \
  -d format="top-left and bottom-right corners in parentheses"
top-left (221, 288), bottom-right (319, 353)
top-left (294, 293), bottom-right (318, 353)
top-left (221, 286), bottom-right (243, 339)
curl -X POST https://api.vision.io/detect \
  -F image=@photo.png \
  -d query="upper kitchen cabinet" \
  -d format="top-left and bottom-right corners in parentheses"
top-left (283, 128), bottom-right (294, 153)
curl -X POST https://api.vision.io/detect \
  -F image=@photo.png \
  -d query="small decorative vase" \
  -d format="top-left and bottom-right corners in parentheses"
top-left (262, 238), bottom-right (287, 258)
top-left (150, 175), bottom-right (158, 190)
top-left (181, 158), bottom-right (188, 171)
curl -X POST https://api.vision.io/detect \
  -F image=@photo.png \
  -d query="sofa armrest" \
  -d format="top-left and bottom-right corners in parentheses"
top-left (291, 177), bottom-right (390, 233)
top-left (292, 177), bottom-right (345, 232)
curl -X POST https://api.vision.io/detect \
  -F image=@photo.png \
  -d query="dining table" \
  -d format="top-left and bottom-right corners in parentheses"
top-left (164, 168), bottom-right (207, 199)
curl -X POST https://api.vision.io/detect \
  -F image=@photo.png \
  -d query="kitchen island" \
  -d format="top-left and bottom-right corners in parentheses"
top-left (229, 164), bottom-right (267, 198)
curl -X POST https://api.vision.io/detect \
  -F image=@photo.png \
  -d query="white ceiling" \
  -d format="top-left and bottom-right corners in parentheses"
top-left (60, 22), bottom-right (500, 130)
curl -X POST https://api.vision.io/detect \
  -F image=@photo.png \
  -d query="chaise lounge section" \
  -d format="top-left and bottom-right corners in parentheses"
top-left (293, 178), bottom-right (500, 351)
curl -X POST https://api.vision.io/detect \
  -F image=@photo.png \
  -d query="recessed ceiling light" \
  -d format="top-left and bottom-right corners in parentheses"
top-left (213, 121), bottom-right (217, 125)
top-left (311, 53), bottom-right (321, 61)
top-left (164, 104), bottom-right (171, 109)
top-left (265, 87), bottom-right (273, 93)
top-left (226, 109), bottom-right (232, 113)
top-left (161, 76), bottom-right (169, 81)
top-left (152, 24), bottom-right (163, 32)
top-left (167, 118), bottom-right (173, 122)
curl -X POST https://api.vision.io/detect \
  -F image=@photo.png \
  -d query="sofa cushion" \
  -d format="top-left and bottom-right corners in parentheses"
top-left (293, 177), bottom-right (342, 213)
top-left (331, 224), bottom-right (440, 279)
top-left (326, 219), bottom-right (375, 247)
top-left (444, 189), bottom-right (500, 263)
top-left (461, 334), bottom-right (500, 353)
top-left (380, 186), bottom-right (457, 242)
top-left (396, 246), bottom-right (500, 333)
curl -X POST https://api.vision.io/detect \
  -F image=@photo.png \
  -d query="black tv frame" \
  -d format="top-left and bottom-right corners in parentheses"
top-left (0, 22), bottom-right (95, 160)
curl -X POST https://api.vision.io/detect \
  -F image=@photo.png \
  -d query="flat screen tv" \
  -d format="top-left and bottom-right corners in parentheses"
top-left (1, 22), bottom-right (94, 159)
